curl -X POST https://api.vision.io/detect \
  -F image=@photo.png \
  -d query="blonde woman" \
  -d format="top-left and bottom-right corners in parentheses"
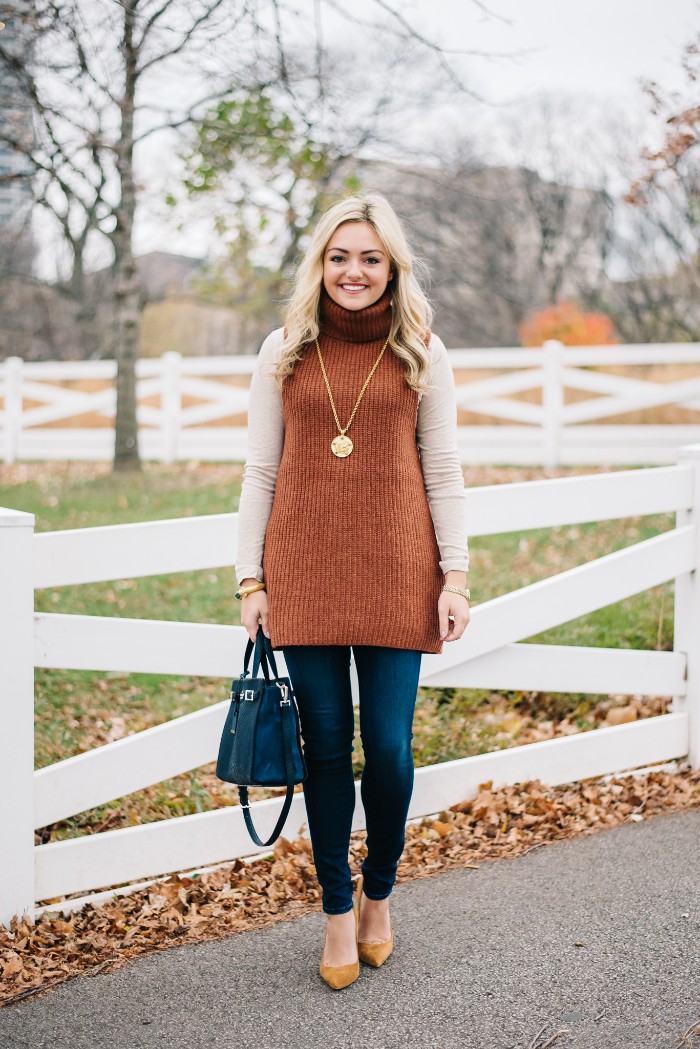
top-left (235, 192), bottom-right (470, 989)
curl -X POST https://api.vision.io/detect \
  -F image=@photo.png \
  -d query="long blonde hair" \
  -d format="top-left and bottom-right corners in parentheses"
top-left (270, 192), bottom-right (437, 395)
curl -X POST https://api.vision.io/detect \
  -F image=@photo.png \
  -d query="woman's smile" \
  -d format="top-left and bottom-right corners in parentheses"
top-left (339, 282), bottom-right (369, 294)
top-left (323, 220), bottom-right (393, 310)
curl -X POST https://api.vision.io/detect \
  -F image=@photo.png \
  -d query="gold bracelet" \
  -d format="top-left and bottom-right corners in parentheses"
top-left (442, 583), bottom-right (470, 600)
top-left (235, 581), bottom-right (267, 601)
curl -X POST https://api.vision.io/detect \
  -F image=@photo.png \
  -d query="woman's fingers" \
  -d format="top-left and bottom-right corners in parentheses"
top-left (241, 594), bottom-right (269, 642)
top-left (439, 595), bottom-right (471, 641)
top-left (444, 614), bottom-right (469, 641)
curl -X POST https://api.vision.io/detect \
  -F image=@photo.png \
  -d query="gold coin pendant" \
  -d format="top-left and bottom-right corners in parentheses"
top-left (331, 434), bottom-right (353, 457)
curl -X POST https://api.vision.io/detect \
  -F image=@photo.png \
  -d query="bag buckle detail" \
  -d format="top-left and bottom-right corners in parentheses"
top-left (243, 689), bottom-right (256, 701)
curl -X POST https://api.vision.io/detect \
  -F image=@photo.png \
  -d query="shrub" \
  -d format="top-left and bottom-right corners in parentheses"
top-left (519, 301), bottom-right (619, 346)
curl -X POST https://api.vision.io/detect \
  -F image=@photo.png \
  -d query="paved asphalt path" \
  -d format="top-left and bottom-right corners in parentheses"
top-left (1, 809), bottom-right (698, 1049)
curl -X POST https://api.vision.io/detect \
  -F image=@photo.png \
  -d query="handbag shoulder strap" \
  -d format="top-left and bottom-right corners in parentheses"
top-left (237, 694), bottom-right (298, 848)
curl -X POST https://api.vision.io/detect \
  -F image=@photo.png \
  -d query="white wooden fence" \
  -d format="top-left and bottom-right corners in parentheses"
top-left (1, 444), bottom-right (699, 929)
top-left (3, 342), bottom-right (700, 466)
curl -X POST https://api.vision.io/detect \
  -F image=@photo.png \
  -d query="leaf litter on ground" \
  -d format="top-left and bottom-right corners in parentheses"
top-left (1, 765), bottom-right (698, 1008)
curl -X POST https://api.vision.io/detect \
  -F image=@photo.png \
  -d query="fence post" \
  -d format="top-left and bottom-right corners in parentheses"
top-left (0, 507), bottom-right (35, 927)
top-left (542, 340), bottom-right (564, 468)
top-left (3, 356), bottom-right (23, 464)
top-left (673, 442), bottom-right (700, 770)
top-left (161, 351), bottom-right (182, 464)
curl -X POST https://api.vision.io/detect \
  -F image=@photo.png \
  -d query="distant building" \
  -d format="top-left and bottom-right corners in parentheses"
top-left (330, 158), bottom-right (611, 347)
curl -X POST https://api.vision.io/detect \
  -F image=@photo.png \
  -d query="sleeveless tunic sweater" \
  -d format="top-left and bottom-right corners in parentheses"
top-left (261, 285), bottom-right (446, 654)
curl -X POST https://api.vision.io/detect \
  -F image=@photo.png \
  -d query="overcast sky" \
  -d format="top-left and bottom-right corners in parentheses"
top-left (389, 0), bottom-right (699, 105)
top-left (34, 0), bottom-right (693, 269)
top-left (136, 0), bottom-right (697, 254)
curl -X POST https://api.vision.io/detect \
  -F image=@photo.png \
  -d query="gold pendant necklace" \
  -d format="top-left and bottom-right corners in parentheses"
top-left (315, 335), bottom-right (390, 457)
top-left (331, 434), bottom-right (354, 457)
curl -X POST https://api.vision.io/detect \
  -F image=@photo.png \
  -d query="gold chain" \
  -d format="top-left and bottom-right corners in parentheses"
top-left (315, 335), bottom-right (389, 456)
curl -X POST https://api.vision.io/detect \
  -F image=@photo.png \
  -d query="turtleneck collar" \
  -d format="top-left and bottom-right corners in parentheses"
top-left (318, 284), bottom-right (393, 344)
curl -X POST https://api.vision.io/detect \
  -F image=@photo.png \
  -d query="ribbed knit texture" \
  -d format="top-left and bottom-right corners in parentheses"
top-left (262, 285), bottom-right (445, 654)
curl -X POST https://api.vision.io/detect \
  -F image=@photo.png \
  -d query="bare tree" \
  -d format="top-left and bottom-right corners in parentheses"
top-left (628, 29), bottom-right (699, 197)
top-left (0, 0), bottom-right (513, 467)
top-left (604, 28), bottom-right (700, 342)
top-left (590, 172), bottom-right (700, 343)
top-left (0, 0), bottom-right (256, 468)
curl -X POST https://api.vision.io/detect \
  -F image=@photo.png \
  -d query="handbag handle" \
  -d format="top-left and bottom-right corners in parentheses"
top-left (243, 624), bottom-right (280, 683)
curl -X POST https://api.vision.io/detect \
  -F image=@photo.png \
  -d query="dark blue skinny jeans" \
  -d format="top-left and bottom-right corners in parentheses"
top-left (281, 644), bottom-right (422, 915)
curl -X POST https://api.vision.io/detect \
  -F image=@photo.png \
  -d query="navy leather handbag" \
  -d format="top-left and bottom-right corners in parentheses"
top-left (216, 625), bottom-right (307, 847)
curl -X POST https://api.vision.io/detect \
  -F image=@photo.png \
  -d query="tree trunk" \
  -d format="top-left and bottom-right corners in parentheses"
top-left (112, 0), bottom-right (141, 472)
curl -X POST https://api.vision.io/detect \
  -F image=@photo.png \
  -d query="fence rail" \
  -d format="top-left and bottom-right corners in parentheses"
top-left (1, 444), bottom-right (700, 927)
top-left (3, 342), bottom-right (700, 465)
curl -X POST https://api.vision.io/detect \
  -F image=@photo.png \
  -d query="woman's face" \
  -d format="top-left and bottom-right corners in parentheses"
top-left (322, 220), bottom-right (393, 311)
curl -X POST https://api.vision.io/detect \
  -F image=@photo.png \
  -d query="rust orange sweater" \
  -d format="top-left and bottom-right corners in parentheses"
top-left (261, 286), bottom-right (455, 654)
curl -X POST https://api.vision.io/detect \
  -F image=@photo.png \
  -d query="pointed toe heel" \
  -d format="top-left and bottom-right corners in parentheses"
top-left (319, 900), bottom-right (360, 990)
top-left (355, 874), bottom-right (394, 967)
top-left (319, 953), bottom-right (359, 990)
top-left (358, 931), bottom-right (394, 967)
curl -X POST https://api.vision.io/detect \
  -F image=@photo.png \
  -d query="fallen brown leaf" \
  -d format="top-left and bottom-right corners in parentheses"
top-left (0, 765), bottom-right (697, 1008)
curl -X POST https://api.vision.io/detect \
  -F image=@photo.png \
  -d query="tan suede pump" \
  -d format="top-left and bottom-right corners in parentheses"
top-left (319, 896), bottom-right (360, 990)
top-left (356, 874), bottom-right (394, 967)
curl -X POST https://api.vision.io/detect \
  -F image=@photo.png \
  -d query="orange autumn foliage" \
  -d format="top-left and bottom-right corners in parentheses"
top-left (519, 301), bottom-right (619, 346)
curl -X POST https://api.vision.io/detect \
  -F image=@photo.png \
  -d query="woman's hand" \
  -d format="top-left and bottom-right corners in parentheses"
top-left (240, 590), bottom-right (270, 643)
top-left (438, 591), bottom-right (470, 642)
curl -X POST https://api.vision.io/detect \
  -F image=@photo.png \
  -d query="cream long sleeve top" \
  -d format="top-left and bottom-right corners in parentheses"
top-left (235, 326), bottom-right (470, 584)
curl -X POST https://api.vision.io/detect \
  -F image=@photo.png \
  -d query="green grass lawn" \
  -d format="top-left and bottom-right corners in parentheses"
top-left (0, 462), bottom-right (676, 848)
